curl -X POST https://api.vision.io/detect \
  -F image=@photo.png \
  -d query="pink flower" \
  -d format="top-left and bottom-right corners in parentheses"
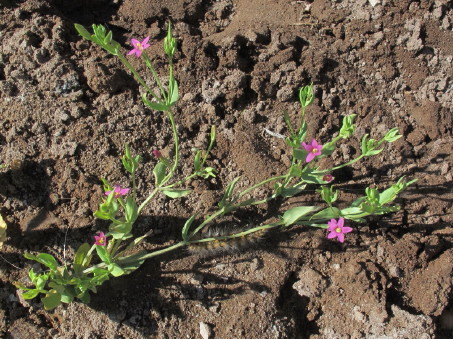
top-left (323, 174), bottom-right (334, 182)
top-left (105, 185), bottom-right (130, 198)
top-left (152, 150), bottom-right (162, 158)
top-left (94, 232), bottom-right (107, 246)
top-left (327, 217), bottom-right (352, 243)
top-left (301, 139), bottom-right (323, 163)
top-left (127, 37), bottom-right (150, 57)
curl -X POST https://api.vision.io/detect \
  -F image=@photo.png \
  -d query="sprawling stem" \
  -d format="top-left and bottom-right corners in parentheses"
top-left (143, 53), bottom-right (167, 102)
top-left (314, 154), bottom-right (365, 175)
top-left (137, 187), bottom-right (159, 214)
top-left (237, 175), bottom-right (287, 199)
top-left (116, 54), bottom-right (161, 102)
top-left (161, 110), bottom-right (179, 184)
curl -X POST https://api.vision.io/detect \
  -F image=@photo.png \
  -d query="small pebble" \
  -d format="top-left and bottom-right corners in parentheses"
top-left (199, 322), bottom-right (213, 339)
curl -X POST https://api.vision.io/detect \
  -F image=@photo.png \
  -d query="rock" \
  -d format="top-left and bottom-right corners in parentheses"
top-left (199, 322), bottom-right (213, 339)
top-left (293, 268), bottom-right (327, 298)
top-left (276, 85), bottom-right (294, 102)
top-left (201, 78), bottom-right (223, 103)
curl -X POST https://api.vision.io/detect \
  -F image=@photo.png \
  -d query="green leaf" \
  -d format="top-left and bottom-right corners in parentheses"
top-left (379, 186), bottom-right (398, 205)
top-left (299, 84), bottom-right (314, 108)
top-left (193, 150), bottom-right (202, 172)
top-left (108, 263), bottom-right (125, 277)
top-left (289, 165), bottom-right (302, 177)
top-left (153, 162), bottom-right (167, 186)
top-left (60, 292), bottom-right (74, 304)
top-left (24, 253), bottom-right (58, 271)
top-left (351, 196), bottom-right (366, 207)
top-left (283, 111), bottom-right (295, 136)
top-left (339, 114), bottom-right (356, 139)
top-left (104, 30), bottom-right (112, 44)
top-left (182, 214), bottom-right (196, 242)
top-left (122, 229), bottom-right (153, 254)
top-left (320, 186), bottom-right (338, 205)
top-left (200, 167), bottom-right (216, 179)
top-left (282, 206), bottom-right (319, 226)
top-left (383, 128), bottom-right (402, 142)
top-left (109, 222), bottom-right (132, 239)
top-left (361, 134), bottom-right (369, 154)
top-left (209, 125), bottom-right (216, 150)
top-left (219, 176), bottom-right (241, 208)
top-left (42, 290), bottom-right (62, 310)
top-left (95, 246), bottom-right (111, 264)
top-left (310, 207), bottom-right (341, 220)
top-left (300, 168), bottom-right (325, 184)
top-left (280, 186), bottom-right (306, 198)
top-left (74, 24), bottom-right (92, 40)
top-left (125, 196), bottom-right (138, 223)
top-left (321, 141), bottom-right (336, 156)
top-left (78, 291), bottom-right (91, 304)
top-left (73, 243), bottom-right (90, 275)
top-left (142, 93), bottom-right (169, 112)
top-left (22, 289), bottom-right (40, 300)
top-left (168, 78), bottom-right (179, 106)
top-left (74, 243), bottom-right (90, 267)
top-left (340, 207), bottom-right (363, 217)
top-left (293, 148), bottom-right (307, 161)
top-left (162, 189), bottom-right (191, 199)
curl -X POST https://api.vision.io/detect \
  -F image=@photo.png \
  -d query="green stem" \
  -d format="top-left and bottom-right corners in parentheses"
top-left (137, 187), bottom-right (159, 215)
top-left (237, 175), bottom-right (287, 199)
top-left (143, 53), bottom-right (167, 102)
top-left (109, 238), bottom-right (122, 257)
top-left (132, 173), bottom-right (137, 200)
top-left (117, 241), bottom-right (186, 264)
top-left (116, 53), bottom-right (161, 102)
top-left (160, 110), bottom-right (179, 185)
top-left (160, 172), bottom-right (198, 190)
top-left (189, 209), bottom-right (225, 239)
top-left (314, 154), bottom-right (365, 175)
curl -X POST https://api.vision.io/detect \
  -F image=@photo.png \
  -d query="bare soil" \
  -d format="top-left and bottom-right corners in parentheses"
top-left (1, 0), bottom-right (452, 338)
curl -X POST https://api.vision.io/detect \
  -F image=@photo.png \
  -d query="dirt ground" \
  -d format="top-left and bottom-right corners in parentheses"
top-left (1, 0), bottom-right (452, 338)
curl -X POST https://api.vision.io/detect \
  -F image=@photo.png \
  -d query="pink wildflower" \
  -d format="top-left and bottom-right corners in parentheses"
top-left (105, 185), bottom-right (130, 198)
top-left (127, 37), bottom-right (150, 57)
top-left (301, 139), bottom-right (323, 163)
top-left (323, 174), bottom-right (334, 182)
top-left (152, 150), bottom-right (162, 158)
top-left (94, 232), bottom-right (107, 246)
top-left (327, 217), bottom-right (352, 243)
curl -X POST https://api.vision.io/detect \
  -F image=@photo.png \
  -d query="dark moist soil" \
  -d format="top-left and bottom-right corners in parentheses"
top-left (1, 0), bottom-right (452, 338)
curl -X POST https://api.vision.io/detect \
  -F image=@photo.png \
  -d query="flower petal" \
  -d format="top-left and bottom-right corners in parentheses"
top-left (142, 36), bottom-right (150, 45)
top-left (127, 49), bottom-right (137, 55)
top-left (337, 233), bottom-right (345, 243)
top-left (342, 227), bottom-right (353, 233)
top-left (306, 152), bottom-right (315, 162)
top-left (316, 144), bottom-right (323, 153)
top-left (130, 38), bottom-right (140, 45)
top-left (337, 217), bottom-right (344, 228)
top-left (327, 219), bottom-right (337, 231)
top-left (327, 232), bottom-right (337, 239)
